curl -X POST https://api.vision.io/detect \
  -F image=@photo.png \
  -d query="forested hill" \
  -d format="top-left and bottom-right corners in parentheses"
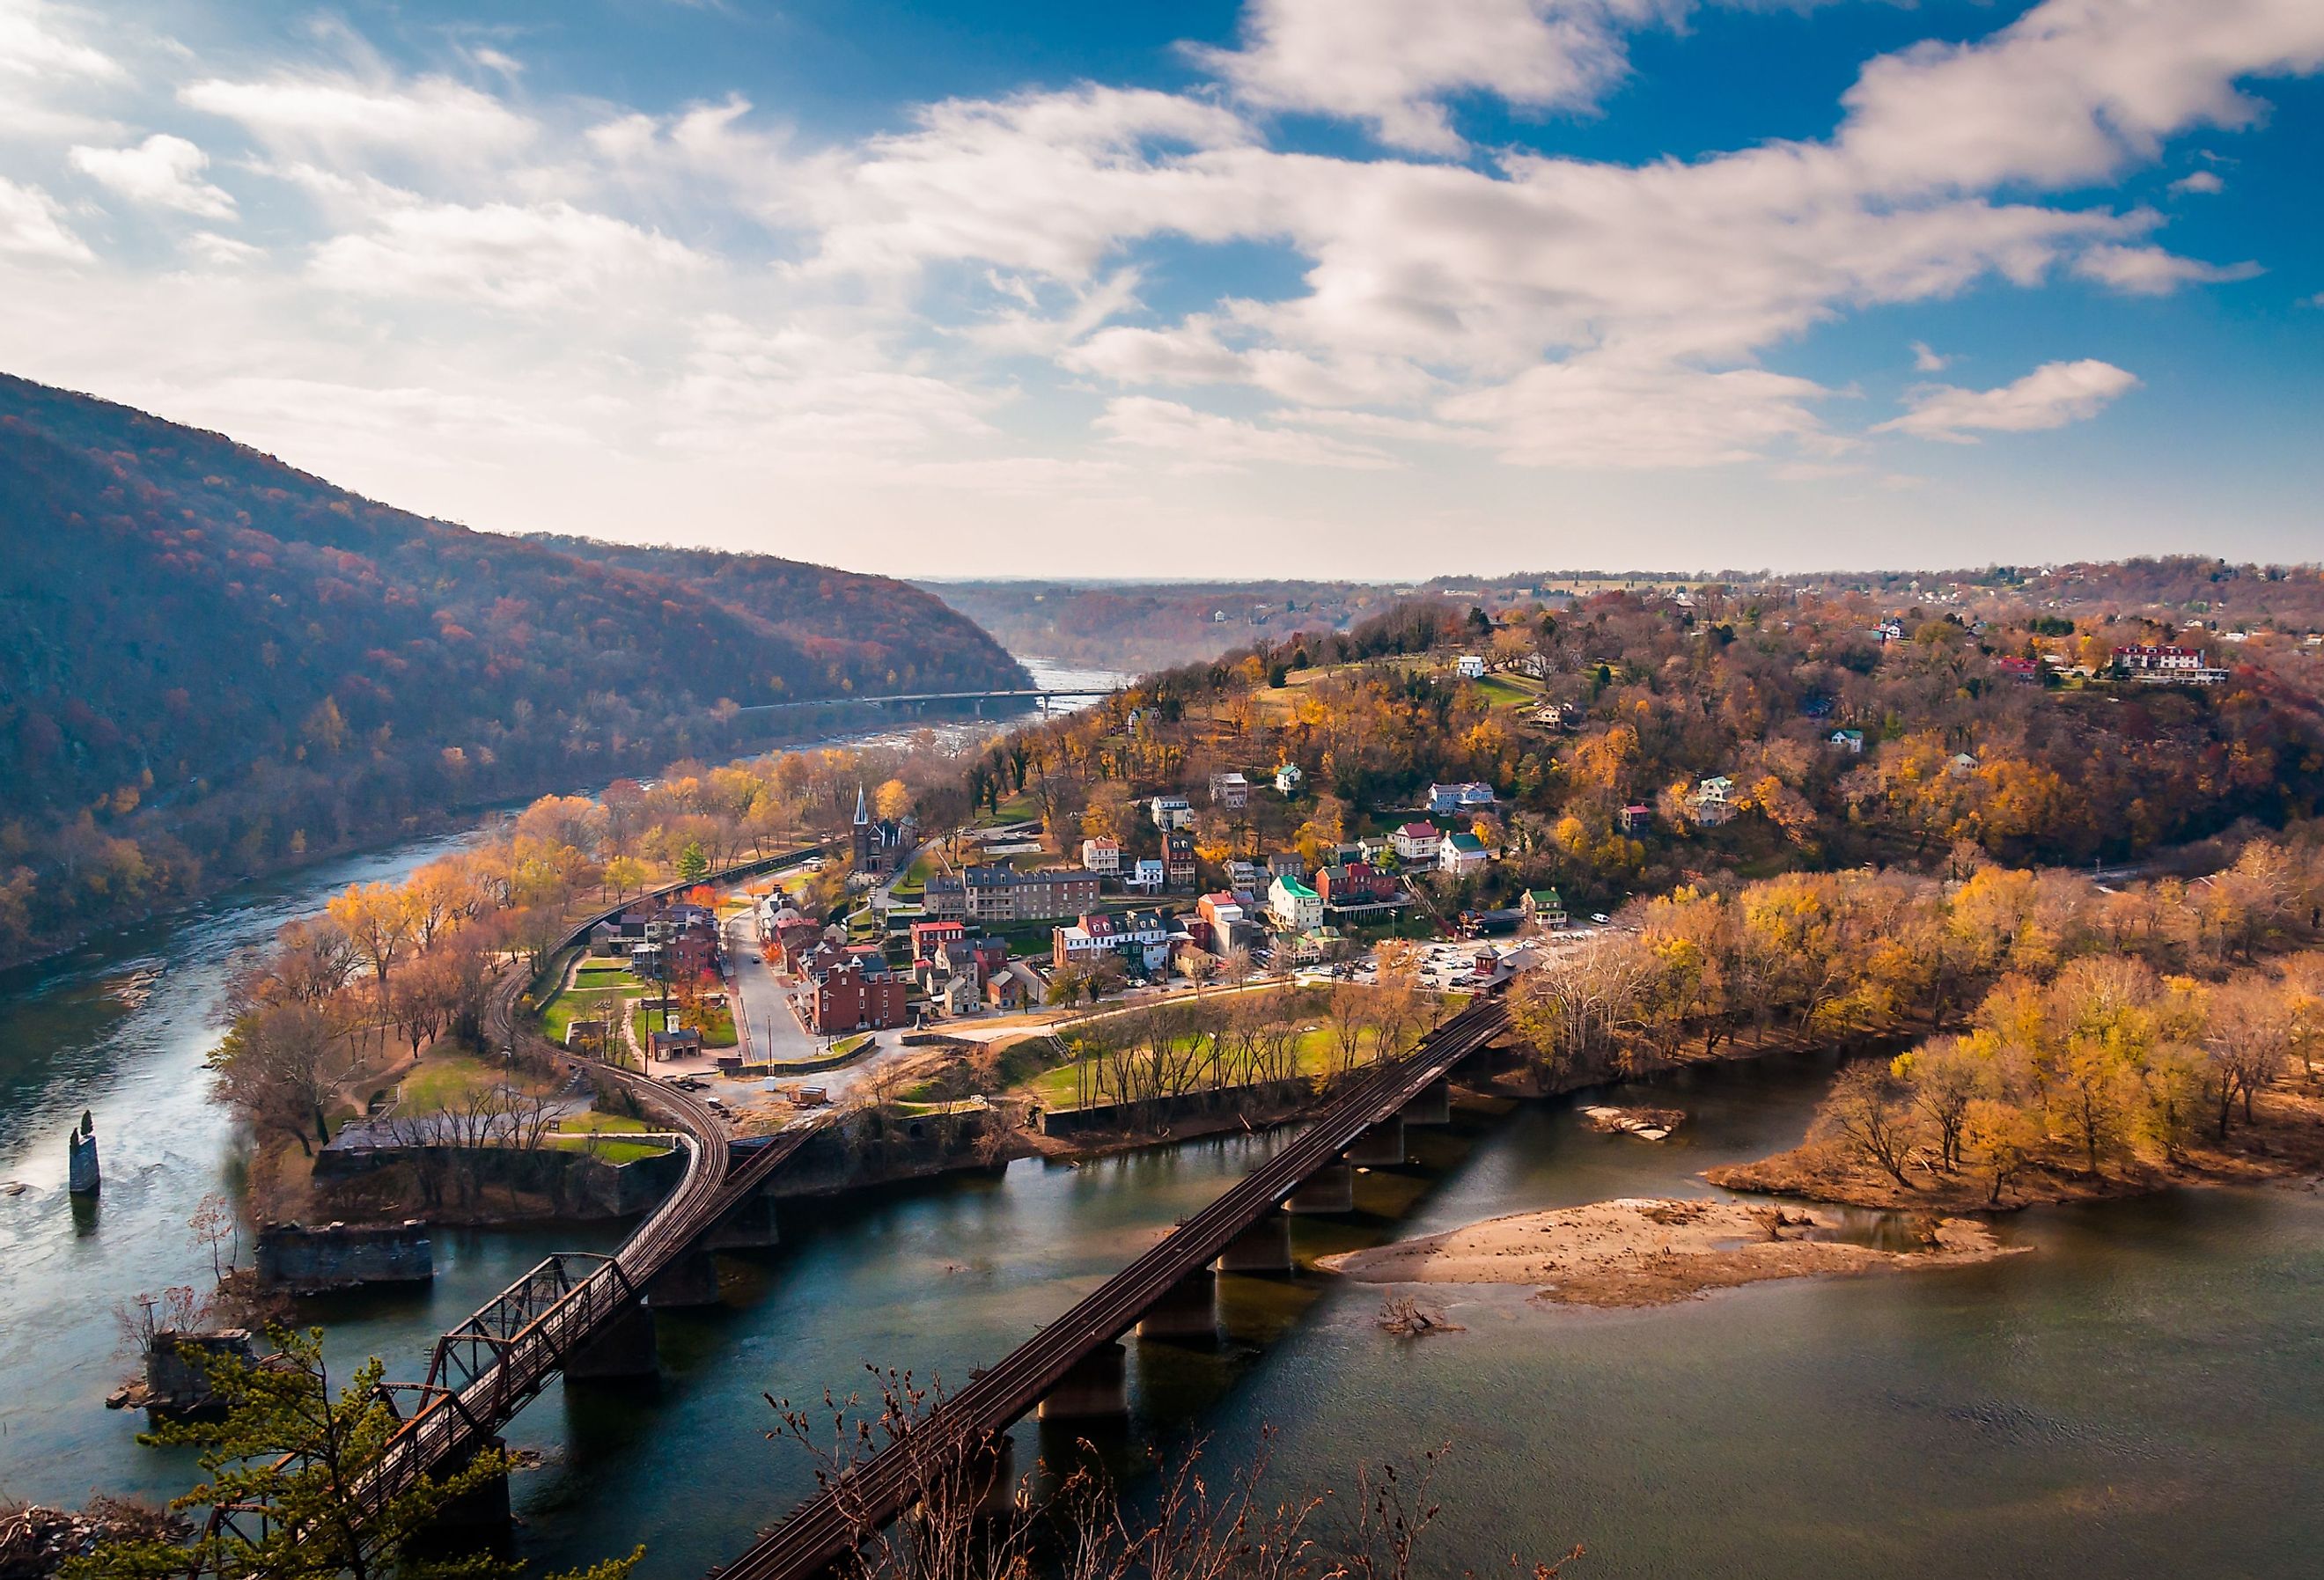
top-left (0, 372), bottom-right (1025, 962)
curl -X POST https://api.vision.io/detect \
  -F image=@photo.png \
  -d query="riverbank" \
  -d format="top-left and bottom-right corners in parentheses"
top-left (1317, 1196), bottom-right (2025, 1307)
top-left (1706, 1084), bottom-right (2324, 1213)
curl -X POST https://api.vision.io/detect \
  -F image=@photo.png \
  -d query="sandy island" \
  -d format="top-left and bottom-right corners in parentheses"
top-left (1316, 1196), bottom-right (2025, 1308)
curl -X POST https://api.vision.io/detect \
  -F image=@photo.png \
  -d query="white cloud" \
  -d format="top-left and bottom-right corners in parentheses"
top-left (1910, 341), bottom-right (1951, 371)
top-left (1095, 396), bottom-right (1396, 469)
top-left (2073, 242), bottom-right (2261, 295)
top-left (70, 133), bottom-right (237, 218)
top-left (0, 176), bottom-right (91, 261)
top-left (0, 0), bottom-right (122, 83)
top-left (796, 86), bottom-right (1254, 279)
top-left (185, 230), bottom-right (261, 266)
top-left (2169, 168), bottom-right (2225, 195)
top-left (1835, 0), bottom-right (2324, 195)
top-left (180, 72), bottom-right (535, 171)
top-left (1438, 354), bottom-right (1838, 467)
top-left (1877, 358), bottom-right (2138, 442)
top-left (1194, 0), bottom-right (1645, 155)
top-left (309, 199), bottom-right (702, 309)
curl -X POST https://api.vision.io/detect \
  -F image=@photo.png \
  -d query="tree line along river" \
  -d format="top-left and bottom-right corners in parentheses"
top-left (3, 740), bottom-right (2320, 1576)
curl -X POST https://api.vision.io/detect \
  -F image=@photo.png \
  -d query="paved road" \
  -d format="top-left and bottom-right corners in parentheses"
top-left (722, 909), bottom-right (821, 1067)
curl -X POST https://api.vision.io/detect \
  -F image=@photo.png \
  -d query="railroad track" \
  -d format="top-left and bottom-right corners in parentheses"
top-left (716, 995), bottom-right (1510, 1580)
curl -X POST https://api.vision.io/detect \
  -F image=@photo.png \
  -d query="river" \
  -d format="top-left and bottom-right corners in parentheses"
top-left (4, 677), bottom-right (2321, 1576)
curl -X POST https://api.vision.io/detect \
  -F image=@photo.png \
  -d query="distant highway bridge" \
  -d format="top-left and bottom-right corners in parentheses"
top-left (732, 686), bottom-right (1118, 718)
top-left (715, 993), bottom-right (1511, 1580)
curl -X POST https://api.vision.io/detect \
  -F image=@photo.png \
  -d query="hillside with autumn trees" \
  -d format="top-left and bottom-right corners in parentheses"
top-left (0, 372), bottom-right (1026, 963)
top-left (969, 585), bottom-right (2324, 915)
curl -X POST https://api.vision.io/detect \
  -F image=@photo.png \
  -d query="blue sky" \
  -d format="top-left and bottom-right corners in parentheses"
top-left (1, 0), bottom-right (2319, 578)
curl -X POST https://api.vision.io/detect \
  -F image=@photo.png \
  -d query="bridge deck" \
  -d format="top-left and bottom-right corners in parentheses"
top-left (342, 849), bottom-right (838, 1527)
top-left (716, 996), bottom-right (1509, 1580)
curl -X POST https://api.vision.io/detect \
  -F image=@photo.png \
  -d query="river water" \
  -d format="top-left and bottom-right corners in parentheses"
top-left (4, 687), bottom-right (2320, 1575)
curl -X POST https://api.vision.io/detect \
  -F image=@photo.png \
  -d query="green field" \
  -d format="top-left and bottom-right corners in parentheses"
top-left (548, 1135), bottom-right (672, 1164)
top-left (538, 986), bottom-right (625, 1045)
top-left (1020, 1024), bottom-right (1382, 1113)
top-left (399, 1052), bottom-right (548, 1113)
top-left (553, 1111), bottom-right (650, 1135)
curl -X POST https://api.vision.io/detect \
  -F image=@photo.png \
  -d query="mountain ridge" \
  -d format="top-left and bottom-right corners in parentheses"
top-left (0, 371), bottom-right (1026, 962)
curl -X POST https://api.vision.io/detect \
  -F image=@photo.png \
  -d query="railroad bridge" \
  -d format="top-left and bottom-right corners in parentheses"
top-left (715, 994), bottom-right (1511, 1580)
top-left (202, 851), bottom-right (839, 1567)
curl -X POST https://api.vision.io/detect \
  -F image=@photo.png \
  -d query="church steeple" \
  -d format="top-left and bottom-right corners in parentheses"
top-left (854, 783), bottom-right (870, 826)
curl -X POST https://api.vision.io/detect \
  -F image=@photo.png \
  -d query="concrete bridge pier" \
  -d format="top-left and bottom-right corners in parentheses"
top-left (645, 1248), bottom-right (723, 1309)
top-left (1036, 1341), bottom-right (1128, 1421)
top-left (1136, 1269), bottom-right (1217, 1343)
top-left (1402, 1078), bottom-right (1452, 1126)
top-left (1345, 1117), bottom-right (1407, 1166)
top-left (1213, 1214), bottom-right (1294, 1274)
top-left (1284, 1163), bottom-right (1355, 1215)
top-left (564, 1298), bottom-right (658, 1382)
top-left (705, 1193), bottom-right (782, 1252)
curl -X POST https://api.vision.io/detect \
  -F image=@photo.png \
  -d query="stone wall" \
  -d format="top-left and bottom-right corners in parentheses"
top-left (760, 1106), bottom-right (1008, 1199)
top-left (254, 1220), bottom-right (434, 1292)
top-left (314, 1142), bottom-right (687, 1223)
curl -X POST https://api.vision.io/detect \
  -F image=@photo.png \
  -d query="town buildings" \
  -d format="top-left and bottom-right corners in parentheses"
top-left (1438, 831), bottom-right (1491, 876)
top-left (1161, 828), bottom-right (1197, 888)
top-left (850, 785), bottom-right (915, 878)
top-left (1316, 862), bottom-right (1400, 910)
top-left (1208, 770), bottom-right (1250, 810)
top-left (1690, 775), bottom-right (1738, 827)
top-left (923, 864), bottom-right (1102, 922)
top-left (2114, 644), bottom-right (2229, 684)
top-left (1150, 795), bottom-right (1193, 830)
top-left (1128, 857), bottom-right (1166, 892)
top-left (1274, 762), bottom-right (1303, 796)
top-left (1079, 836), bottom-right (1122, 875)
top-left (1522, 887), bottom-right (1567, 930)
top-left (1426, 782), bottom-right (1497, 815)
top-left (1391, 822), bottom-right (1442, 863)
top-left (1454, 655), bottom-right (1486, 679)
top-left (804, 952), bottom-right (910, 1034)
top-left (1268, 873), bottom-right (1323, 932)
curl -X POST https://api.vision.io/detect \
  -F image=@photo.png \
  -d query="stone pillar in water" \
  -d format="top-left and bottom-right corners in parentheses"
top-left (68, 1112), bottom-right (100, 1195)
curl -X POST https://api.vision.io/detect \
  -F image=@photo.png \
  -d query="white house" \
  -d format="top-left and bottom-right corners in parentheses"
top-left (1275, 761), bottom-right (1304, 796)
top-left (1427, 781), bottom-right (1497, 815)
top-left (1209, 770), bottom-right (1250, 810)
top-left (1079, 836), bottom-right (1122, 874)
top-left (1828, 729), bottom-right (1864, 754)
top-left (1438, 831), bottom-right (1491, 877)
top-left (1454, 655), bottom-right (1487, 679)
top-left (1391, 821), bottom-right (1442, 863)
top-left (1128, 857), bottom-right (1166, 891)
top-left (1268, 873), bottom-right (1324, 933)
top-left (1149, 795), bottom-right (1193, 830)
top-left (1690, 775), bottom-right (1738, 827)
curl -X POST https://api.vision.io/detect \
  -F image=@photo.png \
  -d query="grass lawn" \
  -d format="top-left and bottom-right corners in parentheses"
top-left (553, 1111), bottom-right (651, 1135)
top-left (698, 1003), bottom-right (739, 1048)
top-left (538, 986), bottom-right (624, 1044)
top-left (830, 1032), bottom-right (874, 1059)
top-left (548, 1135), bottom-right (672, 1164)
top-left (1021, 1023), bottom-right (1380, 1113)
top-left (1474, 673), bottom-right (1538, 707)
top-left (400, 1052), bottom-right (548, 1113)
top-left (573, 965), bottom-right (644, 989)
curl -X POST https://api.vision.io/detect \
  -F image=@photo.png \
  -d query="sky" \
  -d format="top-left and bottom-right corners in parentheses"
top-left (2, 0), bottom-right (2320, 581)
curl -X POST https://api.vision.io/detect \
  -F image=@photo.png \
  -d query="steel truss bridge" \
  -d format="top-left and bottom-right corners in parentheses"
top-left (715, 994), bottom-right (1511, 1580)
top-left (201, 849), bottom-right (837, 1569)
